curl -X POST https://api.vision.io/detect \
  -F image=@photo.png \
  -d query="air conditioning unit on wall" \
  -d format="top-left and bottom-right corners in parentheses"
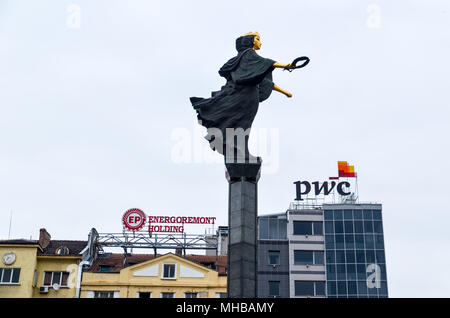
top-left (39, 286), bottom-right (49, 294)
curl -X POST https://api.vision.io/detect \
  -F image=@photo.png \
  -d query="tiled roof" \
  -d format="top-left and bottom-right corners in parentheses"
top-left (37, 240), bottom-right (87, 256)
top-left (0, 239), bottom-right (87, 257)
top-left (0, 239), bottom-right (39, 245)
top-left (87, 253), bottom-right (227, 275)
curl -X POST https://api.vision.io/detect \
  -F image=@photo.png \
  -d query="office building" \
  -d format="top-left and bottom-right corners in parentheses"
top-left (257, 202), bottom-right (388, 298)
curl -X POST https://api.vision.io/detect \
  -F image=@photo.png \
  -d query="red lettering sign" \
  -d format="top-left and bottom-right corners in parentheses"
top-left (122, 210), bottom-right (215, 233)
top-left (149, 225), bottom-right (184, 233)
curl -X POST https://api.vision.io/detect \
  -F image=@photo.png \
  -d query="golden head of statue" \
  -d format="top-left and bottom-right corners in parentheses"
top-left (244, 32), bottom-right (261, 50)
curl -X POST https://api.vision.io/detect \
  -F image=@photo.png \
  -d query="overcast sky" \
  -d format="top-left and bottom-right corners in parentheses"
top-left (1, 0), bottom-right (450, 297)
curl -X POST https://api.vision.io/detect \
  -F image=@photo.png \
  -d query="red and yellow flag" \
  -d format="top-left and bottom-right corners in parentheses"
top-left (338, 161), bottom-right (357, 178)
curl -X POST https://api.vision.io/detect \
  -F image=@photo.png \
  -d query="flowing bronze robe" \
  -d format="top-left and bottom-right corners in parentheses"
top-left (190, 35), bottom-right (275, 158)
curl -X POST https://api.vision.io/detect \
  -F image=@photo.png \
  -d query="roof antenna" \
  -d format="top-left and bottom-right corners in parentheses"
top-left (8, 210), bottom-right (13, 239)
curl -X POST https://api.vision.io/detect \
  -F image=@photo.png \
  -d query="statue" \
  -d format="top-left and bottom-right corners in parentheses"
top-left (190, 32), bottom-right (309, 164)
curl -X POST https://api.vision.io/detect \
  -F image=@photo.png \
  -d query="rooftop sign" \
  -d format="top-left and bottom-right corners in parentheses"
top-left (294, 161), bottom-right (357, 201)
top-left (122, 209), bottom-right (216, 233)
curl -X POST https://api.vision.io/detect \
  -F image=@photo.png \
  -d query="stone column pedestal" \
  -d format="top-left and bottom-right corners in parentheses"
top-left (225, 161), bottom-right (261, 298)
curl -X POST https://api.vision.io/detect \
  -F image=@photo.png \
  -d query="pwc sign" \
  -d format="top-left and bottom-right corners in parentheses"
top-left (294, 180), bottom-right (351, 201)
top-left (294, 161), bottom-right (357, 201)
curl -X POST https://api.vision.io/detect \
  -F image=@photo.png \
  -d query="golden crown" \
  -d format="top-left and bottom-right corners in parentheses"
top-left (244, 32), bottom-right (260, 37)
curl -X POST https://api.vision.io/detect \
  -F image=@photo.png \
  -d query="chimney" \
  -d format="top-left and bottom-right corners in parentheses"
top-left (175, 248), bottom-right (183, 256)
top-left (39, 228), bottom-right (51, 249)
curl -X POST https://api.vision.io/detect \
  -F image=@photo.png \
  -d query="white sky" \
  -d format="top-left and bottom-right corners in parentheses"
top-left (1, 0), bottom-right (450, 297)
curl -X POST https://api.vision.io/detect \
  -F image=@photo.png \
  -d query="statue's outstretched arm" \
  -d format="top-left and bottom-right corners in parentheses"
top-left (273, 62), bottom-right (290, 68)
top-left (273, 84), bottom-right (292, 98)
top-left (272, 62), bottom-right (293, 97)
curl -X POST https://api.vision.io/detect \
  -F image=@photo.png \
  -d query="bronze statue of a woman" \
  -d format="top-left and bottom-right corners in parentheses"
top-left (190, 32), bottom-right (308, 163)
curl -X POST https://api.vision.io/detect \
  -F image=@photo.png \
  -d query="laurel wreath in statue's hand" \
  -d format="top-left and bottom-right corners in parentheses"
top-left (284, 56), bottom-right (310, 72)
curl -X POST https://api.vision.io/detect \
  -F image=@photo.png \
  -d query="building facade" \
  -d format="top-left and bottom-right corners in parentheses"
top-left (1, 227), bottom-right (228, 298)
top-left (0, 229), bottom-right (87, 298)
top-left (288, 207), bottom-right (326, 298)
top-left (2, 202), bottom-right (388, 298)
top-left (323, 204), bottom-right (388, 297)
top-left (80, 253), bottom-right (227, 298)
top-left (257, 203), bottom-right (388, 298)
top-left (257, 213), bottom-right (289, 298)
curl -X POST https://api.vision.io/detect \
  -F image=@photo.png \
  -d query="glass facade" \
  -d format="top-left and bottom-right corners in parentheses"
top-left (259, 216), bottom-right (287, 240)
top-left (257, 204), bottom-right (388, 298)
top-left (324, 207), bottom-right (388, 298)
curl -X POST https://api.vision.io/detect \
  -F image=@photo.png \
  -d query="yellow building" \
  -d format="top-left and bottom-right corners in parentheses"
top-left (0, 229), bottom-right (87, 298)
top-left (80, 253), bottom-right (227, 298)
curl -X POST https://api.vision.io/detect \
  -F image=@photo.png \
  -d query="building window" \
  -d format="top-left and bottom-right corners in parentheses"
top-left (294, 251), bottom-right (313, 264)
top-left (324, 210), bottom-right (333, 221)
top-left (315, 281), bottom-right (325, 296)
top-left (185, 293), bottom-right (197, 298)
top-left (259, 217), bottom-right (287, 240)
top-left (99, 265), bottom-right (114, 272)
top-left (344, 209), bottom-right (353, 220)
top-left (203, 262), bottom-right (216, 270)
top-left (0, 268), bottom-right (21, 284)
top-left (268, 251), bottom-right (280, 266)
top-left (295, 281), bottom-right (314, 296)
top-left (314, 251), bottom-right (324, 264)
top-left (313, 222), bottom-right (323, 235)
top-left (293, 221), bottom-right (312, 235)
top-left (162, 264), bottom-right (176, 279)
top-left (293, 221), bottom-right (323, 236)
top-left (268, 281), bottom-right (280, 297)
top-left (294, 251), bottom-right (324, 265)
top-left (138, 292), bottom-right (152, 298)
top-left (294, 281), bottom-right (326, 296)
top-left (374, 221), bottom-right (383, 233)
top-left (43, 271), bottom-right (70, 287)
top-left (94, 291), bottom-right (115, 298)
top-left (55, 246), bottom-right (70, 255)
top-left (161, 292), bottom-right (175, 298)
top-left (216, 293), bottom-right (227, 298)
